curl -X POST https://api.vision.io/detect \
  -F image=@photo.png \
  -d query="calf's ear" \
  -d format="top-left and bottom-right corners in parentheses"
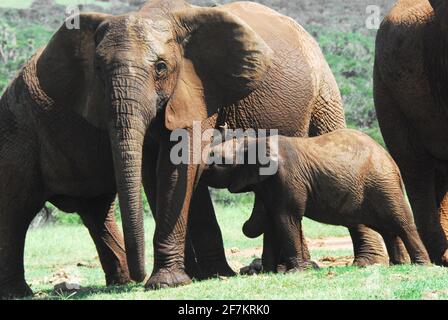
top-left (228, 137), bottom-right (279, 193)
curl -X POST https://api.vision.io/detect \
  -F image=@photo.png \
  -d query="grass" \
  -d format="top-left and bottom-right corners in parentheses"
top-left (21, 197), bottom-right (447, 300)
top-left (0, 1), bottom-right (33, 9)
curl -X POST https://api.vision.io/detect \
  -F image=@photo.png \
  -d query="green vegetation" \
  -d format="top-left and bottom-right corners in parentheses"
top-left (0, 1), bottom-right (34, 9)
top-left (0, 19), bottom-right (53, 94)
top-left (311, 27), bottom-right (384, 146)
top-left (24, 203), bottom-right (448, 300)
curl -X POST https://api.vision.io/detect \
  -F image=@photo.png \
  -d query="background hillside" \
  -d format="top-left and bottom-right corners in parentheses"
top-left (1, 0), bottom-right (395, 139)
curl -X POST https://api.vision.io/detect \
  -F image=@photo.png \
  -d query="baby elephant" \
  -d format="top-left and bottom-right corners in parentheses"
top-left (203, 129), bottom-right (430, 271)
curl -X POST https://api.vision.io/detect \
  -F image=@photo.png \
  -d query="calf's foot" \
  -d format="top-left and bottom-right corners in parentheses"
top-left (240, 258), bottom-right (263, 275)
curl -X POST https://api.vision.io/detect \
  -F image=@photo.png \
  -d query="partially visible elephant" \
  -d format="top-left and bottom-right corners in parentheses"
top-left (139, 0), bottom-right (390, 289)
top-left (374, 0), bottom-right (448, 265)
top-left (203, 131), bottom-right (430, 270)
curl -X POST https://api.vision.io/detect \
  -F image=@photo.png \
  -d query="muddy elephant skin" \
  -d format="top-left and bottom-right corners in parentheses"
top-left (204, 129), bottom-right (431, 271)
top-left (374, 0), bottom-right (448, 265)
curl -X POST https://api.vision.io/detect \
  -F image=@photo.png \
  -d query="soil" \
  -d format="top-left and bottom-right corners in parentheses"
top-left (226, 236), bottom-right (354, 270)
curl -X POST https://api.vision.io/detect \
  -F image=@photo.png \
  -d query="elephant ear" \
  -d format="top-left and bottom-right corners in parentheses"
top-left (33, 13), bottom-right (110, 127)
top-left (165, 7), bottom-right (273, 130)
top-left (227, 138), bottom-right (273, 193)
top-left (228, 165), bottom-right (263, 193)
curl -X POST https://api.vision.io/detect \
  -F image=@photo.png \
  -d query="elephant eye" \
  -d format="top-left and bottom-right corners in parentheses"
top-left (155, 60), bottom-right (168, 77)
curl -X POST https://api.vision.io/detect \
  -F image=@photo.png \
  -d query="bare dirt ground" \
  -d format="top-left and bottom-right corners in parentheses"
top-left (226, 236), bottom-right (354, 271)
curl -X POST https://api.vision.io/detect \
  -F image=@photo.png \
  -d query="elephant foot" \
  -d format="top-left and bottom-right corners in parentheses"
top-left (240, 258), bottom-right (263, 275)
top-left (105, 271), bottom-right (132, 286)
top-left (282, 259), bottom-right (319, 273)
top-left (0, 279), bottom-right (33, 300)
top-left (145, 268), bottom-right (192, 290)
top-left (352, 253), bottom-right (388, 267)
top-left (199, 261), bottom-right (236, 279)
top-left (431, 248), bottom-right (448, 267)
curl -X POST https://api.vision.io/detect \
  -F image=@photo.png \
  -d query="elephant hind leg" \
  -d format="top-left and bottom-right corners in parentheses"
top-left (385, 204), bottom-right (430, 265)
top-left (382, 234), bottom-right (410, 265)
top-left (396, 164), bottom-right (447, 263)
top-left (396, 225), bottom-right (430, 265)
top-left (375, 67), bottom-right (446, 264)
top-left (78, 194), bottom-right (131, 286)
top-left (373, 191), bottom-right (430, 265)
top-left (349, 225), bottom-right (388, 267)
top-left (0, 194), bottom-right (44, 299)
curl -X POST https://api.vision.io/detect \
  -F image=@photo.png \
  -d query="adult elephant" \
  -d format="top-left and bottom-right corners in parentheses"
top-left (374, 0), bottom-right (448, 265)
top-left (139, 0), bottom-right (388, 289)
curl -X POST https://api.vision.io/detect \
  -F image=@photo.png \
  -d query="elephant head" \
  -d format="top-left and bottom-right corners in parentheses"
top-left (33, 0), bottom-right (272, 282)
top-left (204, 136), bottom-right (279, 193)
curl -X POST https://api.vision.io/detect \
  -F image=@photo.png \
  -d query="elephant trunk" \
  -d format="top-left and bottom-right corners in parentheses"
top-left (243, 197), bottom-right (266, 239)
top-left (108, 89), bottom-right (154, 282)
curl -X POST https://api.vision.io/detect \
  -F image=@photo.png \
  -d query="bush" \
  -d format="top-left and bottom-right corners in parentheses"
top-left (0, 16), bottom-right (53, 94)
top-left (209, 188), bottom-right (254, 207)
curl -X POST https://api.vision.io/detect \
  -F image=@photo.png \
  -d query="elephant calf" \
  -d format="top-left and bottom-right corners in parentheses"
top-left (203, 129), bottom-right (430, 271)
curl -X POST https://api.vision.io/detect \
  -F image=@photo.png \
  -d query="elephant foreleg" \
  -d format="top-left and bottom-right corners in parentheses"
top-left (145, 138), bottom-right (194, 290)
top-left (401, 167), bottom-right (448, 264)
top-left (188, 183), bottom-right (235, 279)
top-left (142, 136), bottom-right (206, 280)
top-left (78, 194), bottom-right (131, 286)
top-left (382, 234), bottom-right (410, 265)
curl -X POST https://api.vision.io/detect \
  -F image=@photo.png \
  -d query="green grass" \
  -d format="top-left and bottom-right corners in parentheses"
top-left (21, 199), bottom-right (447, 300)
top-left (0, 0), bottom-right (33, 9)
